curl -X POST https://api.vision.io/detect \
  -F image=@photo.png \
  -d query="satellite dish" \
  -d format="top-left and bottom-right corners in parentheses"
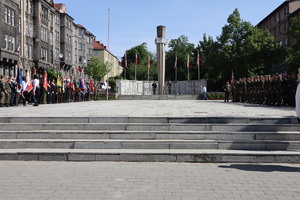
top-left (59, 53), bottom-right (64, 58)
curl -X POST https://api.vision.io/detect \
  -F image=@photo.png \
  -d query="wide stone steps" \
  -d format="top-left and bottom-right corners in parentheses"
top-left (0, 139), bottom-right (299, 151)
top-left (0, 116), bottom-right (299, 163)
top-left (0, 149), bottom-right (299, 163)
top-left (0, 130), bottom-right (300, 140)
top-left (1, 123), bottom-right (300, 132)
top-left (0, 117), bottom-right (297, 124)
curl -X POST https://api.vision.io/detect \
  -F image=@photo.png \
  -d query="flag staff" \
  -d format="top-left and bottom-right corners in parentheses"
top-left (174, 55), bottom-right (178, 82)
top-left (135, 53), bottom-right (138, 80)
top-left (197, 51), bottom-right (200, 81)
top-left (187, 55), bottom-right (190, 81)
top-left (147, 56), bottom-right (150, 81)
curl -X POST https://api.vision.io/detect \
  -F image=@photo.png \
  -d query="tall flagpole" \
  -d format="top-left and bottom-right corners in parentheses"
top-left (197, 51), bottom-right (200, 81)
top-left (187, 55), bottom-right (190, 81)
top-left (148, 56), bottom-right (150, 81)
top-left (107, 8), bottom-right (110, 51)
top-left (135, 53), bottom-right (137, 80)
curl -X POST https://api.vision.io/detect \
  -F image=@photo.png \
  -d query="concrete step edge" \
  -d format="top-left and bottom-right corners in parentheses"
top-left (0, 149), bottom-right (299, 163)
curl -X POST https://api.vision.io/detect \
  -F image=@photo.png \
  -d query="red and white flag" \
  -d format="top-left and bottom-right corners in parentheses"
top-left (124, 53), bottom-right (128, 68)
top-left (148, 56), bottom-right (151, 68)
top-left (135, 53), bottom-right (138, 65)
top-left (187, 55), bottom-right (190, 68)
top-left (26, 71), bottom-right (33, 93)
top-left (196, 52), bottom-right (200, 67)
top-left (174, 55), bottom-right (178, 70)
top-left (43, 71), bottom-right (48, 91)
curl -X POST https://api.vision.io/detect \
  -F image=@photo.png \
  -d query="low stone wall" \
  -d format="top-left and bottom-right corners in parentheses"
top-left (116, 80), bottom-right (207, 95)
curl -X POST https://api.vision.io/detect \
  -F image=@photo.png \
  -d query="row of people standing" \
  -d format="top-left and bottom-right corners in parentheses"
top-left (230, 74), bottom-right (297, 106)
top-left (0, 74), bottom-right (106, 107)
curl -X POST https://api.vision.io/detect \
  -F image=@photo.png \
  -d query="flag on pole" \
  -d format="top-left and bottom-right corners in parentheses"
top-left (124, 53), bottom-right (128, 68)
top-left (33, 67), bottom-right (37, 75)
top-left (26, 71), bottom-right (33, 93)
top-left (187, 55), bottom-right (190, 68)
top-left (231, 71), bottom-right (235, 84)
top-left (79, 78), bottom-right (85, 91)
top-left (56, 74), bottom-right (62, 87)
top-left (43, 71), bottom-right (48, 91)
top-left (89, 79), bottom-right (94, 92)
top-left (70, 74), bottom-right (75, 92)
top-left (148, 56), bottom-right (151, 68)
top-left (174, 55), bottom-right (178, 70)
top-left (135, 53), bottom-right (138, 65)
top-left (17, 67), bottom-right (22, 90)
top-left (196, 52), bottom-right (200, 67)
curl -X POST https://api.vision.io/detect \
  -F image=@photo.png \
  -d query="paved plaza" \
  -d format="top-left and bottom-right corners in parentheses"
top-left (0, 100), bottom-right (299, 199)
top-left (0, 100), bottom-right (297, 118)
top-left (0, 161), bottom-right (299, 200)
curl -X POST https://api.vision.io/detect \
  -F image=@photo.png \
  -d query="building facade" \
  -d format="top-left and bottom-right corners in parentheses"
top-left (257, 0), bottom-right (300, 47)
top-left (93, 40), bottom-right (122, 82)
top-left (0, 0), bottom-right (21, 77)
top-left (0, 0), bottom-right (111, 81)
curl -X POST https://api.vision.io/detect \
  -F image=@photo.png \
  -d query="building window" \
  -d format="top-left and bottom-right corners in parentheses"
top-left (5, 35), bottom-right (8, 49)
top-left (41, 26), bottom-right (48, 42)
top-left (79, 43), bottom-right (83, 50)
top-left (41, 6), bottom-right (48, 20)
top-left (4, 7), bottom-right (7, 23)
top-left (11, 10), bottom-right (15, 26)
top-left (5, 7), bottom-right (15, 26)
top-left (50, 32), bottom-right (53, 45)
top-left (55, 31), bottom-right (59, 42)
top-left (50, 13), bottom-right (53, 25)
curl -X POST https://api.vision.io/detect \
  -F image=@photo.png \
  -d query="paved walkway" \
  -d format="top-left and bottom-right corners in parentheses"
top-left (0, 100), bottom-right (297, 118)
top-left (0, 161), bottom-right (299, 200)
top-left (0, 100), bottom-right (299, 199)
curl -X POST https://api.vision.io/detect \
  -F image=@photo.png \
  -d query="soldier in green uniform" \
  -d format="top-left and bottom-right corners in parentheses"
top-left (0, 75), bottom-right (8, 107)
top-left (4, 76), bottom-right (11, 107)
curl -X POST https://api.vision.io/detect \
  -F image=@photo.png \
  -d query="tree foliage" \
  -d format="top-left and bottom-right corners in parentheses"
top-left (120, 43), bottom-right (157, 80)
top-left (165, 35), bottom-right (196, 81)
top-left (200, 8), bottom-right (284, 89)
top-left (85, 57), bottom-right (108, 81)
top-left (287, 15), bottom-right (300, 73)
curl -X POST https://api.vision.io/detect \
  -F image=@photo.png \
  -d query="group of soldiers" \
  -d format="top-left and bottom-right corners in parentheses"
top-left (231, 73), bottom-right (297, 106)
top-left (0, 74), bottom-right (107, 107)
top-left (0, 75), bottom-right (16, 107)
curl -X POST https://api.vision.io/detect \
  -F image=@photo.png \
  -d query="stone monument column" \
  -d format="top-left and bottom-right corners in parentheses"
top-left (155, 26), bottom-right (167, 95)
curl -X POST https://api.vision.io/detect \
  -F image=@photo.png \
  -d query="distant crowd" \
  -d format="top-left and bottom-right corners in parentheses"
top-left (223, 73), bottom-right (297, 106)
top-left (0, 73), bottom-right (106, 107)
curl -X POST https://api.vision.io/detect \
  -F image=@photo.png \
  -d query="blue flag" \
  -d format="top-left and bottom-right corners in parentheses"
top-left (17, 67), bottom-right (22, 85)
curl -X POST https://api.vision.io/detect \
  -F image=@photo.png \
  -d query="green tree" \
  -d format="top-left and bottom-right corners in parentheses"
top-left (200, 8), bottom-right (284, 90)
top-left (287, 15), bottom-right (300, 73)
top-left (166, 35), bottom-right (195, 81)
top-left (85, 57), bottom-right (108, 81)
top-left (121, 43), bottom-right (157, 80)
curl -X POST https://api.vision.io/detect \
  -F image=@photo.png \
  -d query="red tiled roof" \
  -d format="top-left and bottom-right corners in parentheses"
top-left (76, 24), bottom-right (86, 29)
top-left (54, 3), bottom-right (63, 10)
top-left (54, 3), bottom-right (67, 13)
top-left (86, 31), bottom-right (93, 35)
top-left (93, 40), bottom-right (106, 50)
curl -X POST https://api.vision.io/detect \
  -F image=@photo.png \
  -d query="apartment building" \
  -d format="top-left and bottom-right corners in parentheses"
top-left (0, 0), bottom-right (21, 77)
top-left (0, 0), bottom-right (103, 80)
top-left (93, 40), bottom-right (122, 82)
top-left (257, 0), bottom-right (300, 47)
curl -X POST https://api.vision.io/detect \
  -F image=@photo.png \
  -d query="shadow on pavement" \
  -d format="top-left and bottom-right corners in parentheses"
top-left (218, 164), bottom-right (300, 172)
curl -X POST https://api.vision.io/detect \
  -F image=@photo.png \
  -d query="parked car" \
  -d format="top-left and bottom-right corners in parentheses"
top-left (100, 82), bottom-right (111, 90)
